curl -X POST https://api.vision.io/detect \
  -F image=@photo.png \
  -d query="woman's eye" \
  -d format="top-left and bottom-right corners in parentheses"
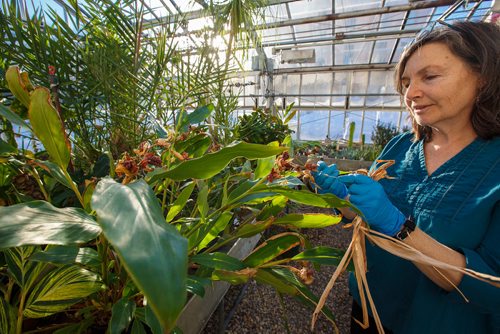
top-left (424, 75), bottom-right (438, 81)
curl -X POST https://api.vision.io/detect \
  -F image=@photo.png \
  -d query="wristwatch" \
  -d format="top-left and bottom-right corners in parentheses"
top-left (394, 216), bottom-right (416, 241)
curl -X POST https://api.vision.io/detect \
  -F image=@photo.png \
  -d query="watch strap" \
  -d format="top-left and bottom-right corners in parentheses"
top-left (394, 216), bottom-right (416, 241)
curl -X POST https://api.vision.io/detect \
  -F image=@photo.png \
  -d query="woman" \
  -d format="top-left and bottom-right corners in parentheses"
top-left (314, 21), bottom-right (499, 333)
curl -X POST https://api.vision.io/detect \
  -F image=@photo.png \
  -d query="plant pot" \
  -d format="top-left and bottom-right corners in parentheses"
top-left (176, 234), bottom-right (261, 334)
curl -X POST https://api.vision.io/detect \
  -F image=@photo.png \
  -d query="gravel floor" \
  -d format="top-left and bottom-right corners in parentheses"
top-left (204, 206), bottom-right (353, 334)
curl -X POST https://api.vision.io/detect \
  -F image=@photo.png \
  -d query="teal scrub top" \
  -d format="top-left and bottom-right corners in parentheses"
top-left (349, 132), bottom-right (500, 334)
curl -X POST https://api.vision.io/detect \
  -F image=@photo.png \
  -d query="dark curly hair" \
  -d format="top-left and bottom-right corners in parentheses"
top-left (395, 21), bottom-right (500, 141)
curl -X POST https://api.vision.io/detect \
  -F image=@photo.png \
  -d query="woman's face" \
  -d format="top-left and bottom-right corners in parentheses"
top-left (401, 42), bottom-right (481, 131)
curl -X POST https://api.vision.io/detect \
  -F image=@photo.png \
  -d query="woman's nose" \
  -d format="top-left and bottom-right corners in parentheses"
top-left (404, 82), bottom-right (423, 101)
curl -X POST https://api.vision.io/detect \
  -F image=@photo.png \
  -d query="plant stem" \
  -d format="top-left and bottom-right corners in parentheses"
top-left (16, 291), bottom-right (26, 334)
top-left (62, 168), bottom-right (84, 207)
top-left (30, 168), bottom-right (50, 201)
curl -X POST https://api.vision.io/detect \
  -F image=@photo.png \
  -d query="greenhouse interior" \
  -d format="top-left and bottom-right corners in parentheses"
top-left (1, 0), bottom-right (499, 333)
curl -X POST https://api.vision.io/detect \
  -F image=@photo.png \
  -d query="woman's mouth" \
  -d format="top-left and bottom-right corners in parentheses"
top-left (413, 105), bottom-right (431, 114)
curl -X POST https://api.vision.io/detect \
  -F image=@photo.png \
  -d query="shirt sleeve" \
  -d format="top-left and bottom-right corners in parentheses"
top-left (448, 202), bottom-right (500, 313)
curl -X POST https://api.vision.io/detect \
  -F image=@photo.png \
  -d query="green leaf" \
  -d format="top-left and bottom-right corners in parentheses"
top-left (211, 269), bottom-right (253, 284)
top-left (0, 297), bottom-right (16, 334)
top-left (191, 252), bottom-right (245, 271)
top-left (254, 141), bottom-right (278, 179)
top-left (171, 135), bottom-right (211, 161)
top-left (28, 87), bottom-right (70, 169)
top-left (109, 298), bottom-right (136, 334)
top-left (253, 185), bottom-right (356, 210)
top-left (24, 265), bottom-right (102, 318)
top-left (33, 159), bottom-right (74, 189)
top-left (254, 269), bottom-right (297, 295)
top-left (30, 246), bottom-right (101, 268)
top-left (145, 305), bottom-right (164, 334)
top-left (243, 234), bottom-right (302, 267)
top-left (292, 246), bottom-right (352, 270)
top-left (0, 103), bottom-right (31, 130)
top-left (5, 65), bottom-right (31, 108)
top-left (147, 142), bottom-right (287, 182)
top-left (0, 138), bottom-right (17, 155)
top-left (186, 275), bottom-right (211, 297)
top-left (178, 104), bottom-right (214, 131)
top-left (92, 178), bottom-right (188, 332)
top-left (4, 247), bottom-right (45, 290)
top-left (0, 201), bottom-right (101, 249)
top-left (130, 320), bottom-right (148, 334)
top-left (273, 213), bottom-right (342, 228)
top-left (166, 182), bottom-right (195, 223)
top-left (196, 212), bottom-right (233, 251)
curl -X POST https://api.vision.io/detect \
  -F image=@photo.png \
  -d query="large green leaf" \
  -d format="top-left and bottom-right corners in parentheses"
top-left (0, 201), bottom-right (101, 249)
top-left (254, 269), bottom-right (297, 295)
top-left (91, 178), bottom-right (188, 332)
top-left (254, 141), bottom-right (279, 179)
top-left (196, 212), bottom-right (233, 251)
top-left (240, 185), bottom-right (357, 211)
top-left (243, 234), bottom-right (302, 267)
top-left (33, 159), bottom-right (74, 189)
top-left (166, 182), bottom-right (195, 223)
top-left (0, 138), bottom-right (17, 155)
top-left (4, 247), bottom-right (45, 290)
top-left (273, 213), bottom-right (342, 228)
top-left (109, 298), bottom-right (136, 334)
top-left (0, 297), bottom-right (17, 334)
top-left (292, 246), bottom-right (352, 270)
top-left (30, 246), bottom-right (100, 268)
top-left (147, 142), bottom-right (287, 182)
top-left (5, 65), bottom-right (31, 108)
top-left (24, 265), bottom-right (102, 318)
top-left (28, 87), bottom-right (70, 169)
top-left (178, 104), bottom-right (214, 131)
top-left (191, 252), bottom-right (245, 271)
top-left (0, 103), bottom-right (31, 130)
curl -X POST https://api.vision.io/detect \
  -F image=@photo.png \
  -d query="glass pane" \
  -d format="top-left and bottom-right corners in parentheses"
top-left (299, 110), bottom-right (330, 140)
top-left (300, 73), bottom-right (331, 106)
top-left (260, 4), bottom-right (289, 24)
top-left (335, 0), bottom-right (380, 13)
top-left (371, 40), bottom-right (396, 63)
top-left (332, 72), bottom-right (348, 107)
top-left (379, 12), bottom-right (406, 32)
top-left (366, 71), bottom-right (394, 107)
top-left (288, 0), bottom-right (332, 19)
top-left (334, 42), bottom-right (373, 65)
top-left (294, 22), bottom-right (333, 42)
top-left (286, 75), bottom-right (301, 105)
top-left (329, 111), bottom-right (346, 140)
top-left (406, 8), bottom-right (435, 30)
top-left (344, 111), bottom-right (363, 142)
top-left (350, 72), bottom-right (369, 107)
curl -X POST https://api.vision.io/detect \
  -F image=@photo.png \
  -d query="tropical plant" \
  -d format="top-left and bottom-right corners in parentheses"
top-left (0, 67), bottom-right (356, 333)
top-left (0, 0), bottom-right (233, 162)
top-left (234, 104), bottom-right (295, 145)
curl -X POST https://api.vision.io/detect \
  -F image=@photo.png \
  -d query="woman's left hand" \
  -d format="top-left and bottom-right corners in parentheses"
top-left (339, 174), bottom-right (406, 236)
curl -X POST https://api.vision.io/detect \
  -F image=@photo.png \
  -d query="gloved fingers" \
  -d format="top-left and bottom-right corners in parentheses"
top-left (323, 164), bottom-right (340, 177)
top-left (338, 174), bottom-right (374, 186)
top-left (312, 172), bottom-right (327, 185)
top-left (316, 161), bottom-right (328, 172)
top-left (348, 181), bottom-right (383, 196)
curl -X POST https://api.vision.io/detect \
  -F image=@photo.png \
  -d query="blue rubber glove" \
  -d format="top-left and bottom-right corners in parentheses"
top-left (338, 174), bottom-right (405, 236)
top-left (311, 161), bottom-right (348, 199)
